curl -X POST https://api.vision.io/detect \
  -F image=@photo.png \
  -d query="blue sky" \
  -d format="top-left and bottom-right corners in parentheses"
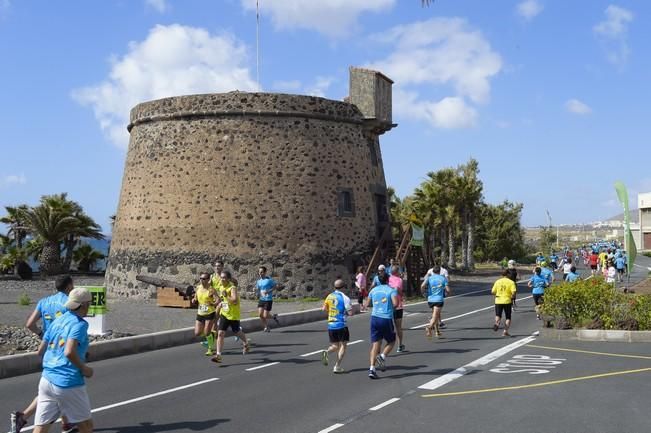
top-left (0, 0), bottom-right (649, 233)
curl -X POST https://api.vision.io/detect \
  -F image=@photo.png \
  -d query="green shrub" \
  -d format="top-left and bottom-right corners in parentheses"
top-left (643, 252), bottom-right (651, 258)
top-left (541, 277), bottom-right (651, 330)
top-left (18, 292), bottom-right (31, 306)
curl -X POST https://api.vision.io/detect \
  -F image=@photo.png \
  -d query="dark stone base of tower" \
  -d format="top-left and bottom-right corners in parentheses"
top-left (106, 67), bottom-right (394, 298)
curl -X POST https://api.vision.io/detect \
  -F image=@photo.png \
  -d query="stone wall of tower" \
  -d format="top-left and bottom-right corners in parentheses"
top-left (106, 92), bottom-right (390, 299)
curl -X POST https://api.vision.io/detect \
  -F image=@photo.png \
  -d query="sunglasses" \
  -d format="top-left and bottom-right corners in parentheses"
top-left (200, 277), bottom-right (210, 281)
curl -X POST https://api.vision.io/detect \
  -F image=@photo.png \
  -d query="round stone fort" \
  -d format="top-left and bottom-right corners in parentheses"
top-left (106, 68), bottom-right (395, 298)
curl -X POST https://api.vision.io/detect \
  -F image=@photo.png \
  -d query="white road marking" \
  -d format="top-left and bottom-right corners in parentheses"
top-left (410, 295), bottom-right (534, 329)
top-left (300, 340), bottom-right (364, 357)
top-left (301, 349), bottom-right (326, 357)
top-left (246, 361), bottom-right (280, 371)
top-left (418, 333), bottom-right (538, 390)
top-left (369, 397), bottom-right (400, 411)
top-left (318, 423), bottom-right (345, 433)
top-left (15, 378), bottom-right (220, 433)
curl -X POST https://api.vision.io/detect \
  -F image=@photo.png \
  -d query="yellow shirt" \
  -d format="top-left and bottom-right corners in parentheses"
top-left (218, 281), bottom-right (240, 321)
top-left (195, 286), bottom-right (216, 316)
top-left (210, 274), bottom-right (223, 291)
top-left (598, 252), bottom-right (607, 267)
top-left (492, 277), bottom-right (517, 305)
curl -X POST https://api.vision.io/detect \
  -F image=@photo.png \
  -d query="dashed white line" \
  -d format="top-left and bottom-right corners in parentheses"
top-left (410, 295), bottom-right (534, 330)
top-left (369, 397), bottom-right (400, 411)
top-left (318, 423), bottom-right (345, 433)
top-left (300, 340), bottom-right (364, 357)
top-left (15, 378), bottom-right (220, 433)
top-left (246, 361), bottom-right (280, 371)
top-left (418, 333), bottom-right (538, 390)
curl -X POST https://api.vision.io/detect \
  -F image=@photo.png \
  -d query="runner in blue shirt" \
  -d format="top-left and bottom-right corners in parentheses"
top-left (255, 266), bottom-right (280, 332)
top-left (12, 275), bottom-right (75, 433)
top-left (614, 256), bottom-right (626, 282)
top-left (363, 273), bottom-right (398, 379)
top-left (420, 265), bottom-right (450, 339)
top-left (33, 287), bottom-right (94, 433)
top-left (320, 280), bottom-right (353, 374)
top-left (528, 267), bottom-right (549, 320)
top-left (540, 262), bottom-right (554, 286)
top-left (566, 266), bottom-right (581, 282)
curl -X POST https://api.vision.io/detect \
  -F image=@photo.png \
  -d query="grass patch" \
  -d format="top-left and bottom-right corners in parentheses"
top-left (18, 292), bottom-right (31, 306)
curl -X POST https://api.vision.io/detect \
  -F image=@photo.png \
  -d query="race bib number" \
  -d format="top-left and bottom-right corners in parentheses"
top-left (221, 303), bottom-right (230, 312)
top-left (199, 304), bottom-right (210, 313)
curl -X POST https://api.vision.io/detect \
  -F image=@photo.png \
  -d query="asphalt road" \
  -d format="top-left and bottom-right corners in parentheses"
top-left (2, 259), bottom-right (650, 433)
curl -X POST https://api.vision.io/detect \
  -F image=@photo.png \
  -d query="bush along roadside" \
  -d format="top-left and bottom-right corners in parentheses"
top-left (542, 277), bottom-right (651, 330)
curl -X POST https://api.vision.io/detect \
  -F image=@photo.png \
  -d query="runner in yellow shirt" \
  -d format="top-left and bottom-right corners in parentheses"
top-left (211, 270), bottom-right (250, 363)
top-left (491, 269), bottom-right (517, 337)
top-left (192, 272), bottom-right (218, 356)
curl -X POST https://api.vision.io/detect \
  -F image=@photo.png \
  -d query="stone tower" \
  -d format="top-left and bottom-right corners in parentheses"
top-left (106, 67), bottom-right (395, 298)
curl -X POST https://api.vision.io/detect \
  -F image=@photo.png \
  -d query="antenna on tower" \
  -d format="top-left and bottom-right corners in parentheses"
top-left (256, 0), bottom-right (260, 90)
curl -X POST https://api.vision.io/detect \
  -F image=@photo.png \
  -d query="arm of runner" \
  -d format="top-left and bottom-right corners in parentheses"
top-left (391, 292), bottom-right (398, 308)
top-left (25, 307), bottom-right (42, 338)
top-left (36, 339), bottom-right (46, 358)
top-left (64, 339), bottom-right (93, 378)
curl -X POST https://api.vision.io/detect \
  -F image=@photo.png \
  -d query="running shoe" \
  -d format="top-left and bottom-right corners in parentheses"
top-left (536, 314), bottom-right (541, 320)
top-left (62, 424), bottom-right (79, 433)
top-left (439, 322), bottom-right (446, 329)
top-left (263, 327), bottom-right (271, 333)
top-left (242, 342), bottom-right (250, 354)
top-left (205, 349), bottom-right (214, 356)
top-left (321, 350), bottom-right (329, 366)
top-left (210, 354), bottom-right (223, 363)
top-left (436, 331), bottom-right (442, 338)
top-left (375, 354), bottom-right (386, 372)
top-left (200, 340), bottom-right (208, 347)
top-left (333, 366), bottom-right (345, 374)
top-left (272, 313), bottom-right (280, 325)
top-left (397, 344), bottom-right (405, 353)
top-left (503, 331), bottom-right (511, 337)
top-left (368, 368), bottom-right (378, 379)
top-left (10, 411), bottom-right (27, 433)
top-left (492, 323), bottom-right (499, 332)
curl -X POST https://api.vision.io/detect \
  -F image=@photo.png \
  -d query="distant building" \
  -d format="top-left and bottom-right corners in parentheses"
top-left (637, 192), bottom-right (651, 251)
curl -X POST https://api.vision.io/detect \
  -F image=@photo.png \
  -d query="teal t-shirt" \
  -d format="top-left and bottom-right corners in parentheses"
top-left (369, 284), bottom-right (397, 320)
top-left (42, 311), bottom-right (89, 388)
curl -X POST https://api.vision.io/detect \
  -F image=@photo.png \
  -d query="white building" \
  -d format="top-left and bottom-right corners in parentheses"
top-left (638, 192), bottom-right (651, 251)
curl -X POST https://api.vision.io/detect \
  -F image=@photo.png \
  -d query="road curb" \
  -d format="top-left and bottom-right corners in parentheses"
top-left (0, 304), bottom-right (350, 379)
top-left (540, 327), bottom-right (651, 342)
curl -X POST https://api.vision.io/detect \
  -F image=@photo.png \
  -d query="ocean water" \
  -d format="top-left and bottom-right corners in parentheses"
top-left (27, 236), bottom-right (111, 272)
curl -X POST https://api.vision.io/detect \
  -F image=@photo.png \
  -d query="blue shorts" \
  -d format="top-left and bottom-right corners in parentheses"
top-left (370, 316), bottom-right (396, 343)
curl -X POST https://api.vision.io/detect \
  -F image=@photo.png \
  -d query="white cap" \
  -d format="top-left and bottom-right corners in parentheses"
top-left (64, 287), bottom-right (92, 310)
top-left (378, 264), bottom-right (386, 271)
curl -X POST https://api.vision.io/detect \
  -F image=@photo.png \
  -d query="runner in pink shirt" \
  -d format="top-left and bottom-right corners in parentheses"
top-left (388, 265), bottom-right (406, 353)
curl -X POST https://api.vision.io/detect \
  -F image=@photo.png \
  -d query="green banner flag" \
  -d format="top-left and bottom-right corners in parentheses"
top-left (614, 181), bottom-right (637, 274)
top-left (410, 223), bottom-right (424, 247)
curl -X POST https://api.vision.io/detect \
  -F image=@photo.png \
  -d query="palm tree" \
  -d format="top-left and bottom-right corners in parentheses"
top-left (19, 194), bottom-right (103, 275)
top-left (73, 244), bottom-right (105, 272)
top-left (456, 159), bottom-right (483, 271)
top-left (0, 205), bottom-right (30, 248)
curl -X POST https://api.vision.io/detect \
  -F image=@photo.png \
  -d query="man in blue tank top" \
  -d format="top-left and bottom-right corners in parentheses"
top-left (421, 266), bottom-right (450, 338)
top-left (364, 273), bottom-right (398, 379)
top-left (320, 279), bottom-right (353, 374)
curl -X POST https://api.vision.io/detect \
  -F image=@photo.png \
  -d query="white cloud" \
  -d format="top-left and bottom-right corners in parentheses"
top-left (305, 76), bottom-right (334, 97)
top-left (72, 24), bottom-right (257, 149)
top-left (272, 80), bottom-right (302, 92)
top-left (594, 5), bottom-right (634, 68)
top-left (145, 0), bottom-right (169, 13)
top-left (241, 0), bottom-right (395, 38)
top-left (367, 17), bottom-right (501, 129)
top-left (565, 99), bottom-right (592, 115)
top-left (2, 174), bottom-right (26, 187)
top-left (516, 0), bottom-right (543, 21)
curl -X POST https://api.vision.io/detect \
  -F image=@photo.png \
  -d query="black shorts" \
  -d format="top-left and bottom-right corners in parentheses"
top-left (495, 304), bottom-right (512, 320)
top-left (563, 273), bottom-right (569, 281)
top-left (533, 294), bottom-right (544, 305)
top-left (551, 263), bottom-right (558, 270)
top-left (393, 309), bottom-right (404, 320)
top-left (590, 264), bottom-right (598, 270)
top-left (428, 302), bottom-right (444, 309)
top-left (196, 312), bottom-right (216, 322)
top-left (617, 268), bottom-right (625, 274)
top-left (257, 301), bottom-right (273, 311)
top-left (217, 317), bottom-right (241, 332)
top-left (328, 327), bottom-right (350, 343)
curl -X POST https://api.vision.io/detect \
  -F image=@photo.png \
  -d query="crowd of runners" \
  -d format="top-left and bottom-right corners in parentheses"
top-left (9, 240), bottom-right (631, 433)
